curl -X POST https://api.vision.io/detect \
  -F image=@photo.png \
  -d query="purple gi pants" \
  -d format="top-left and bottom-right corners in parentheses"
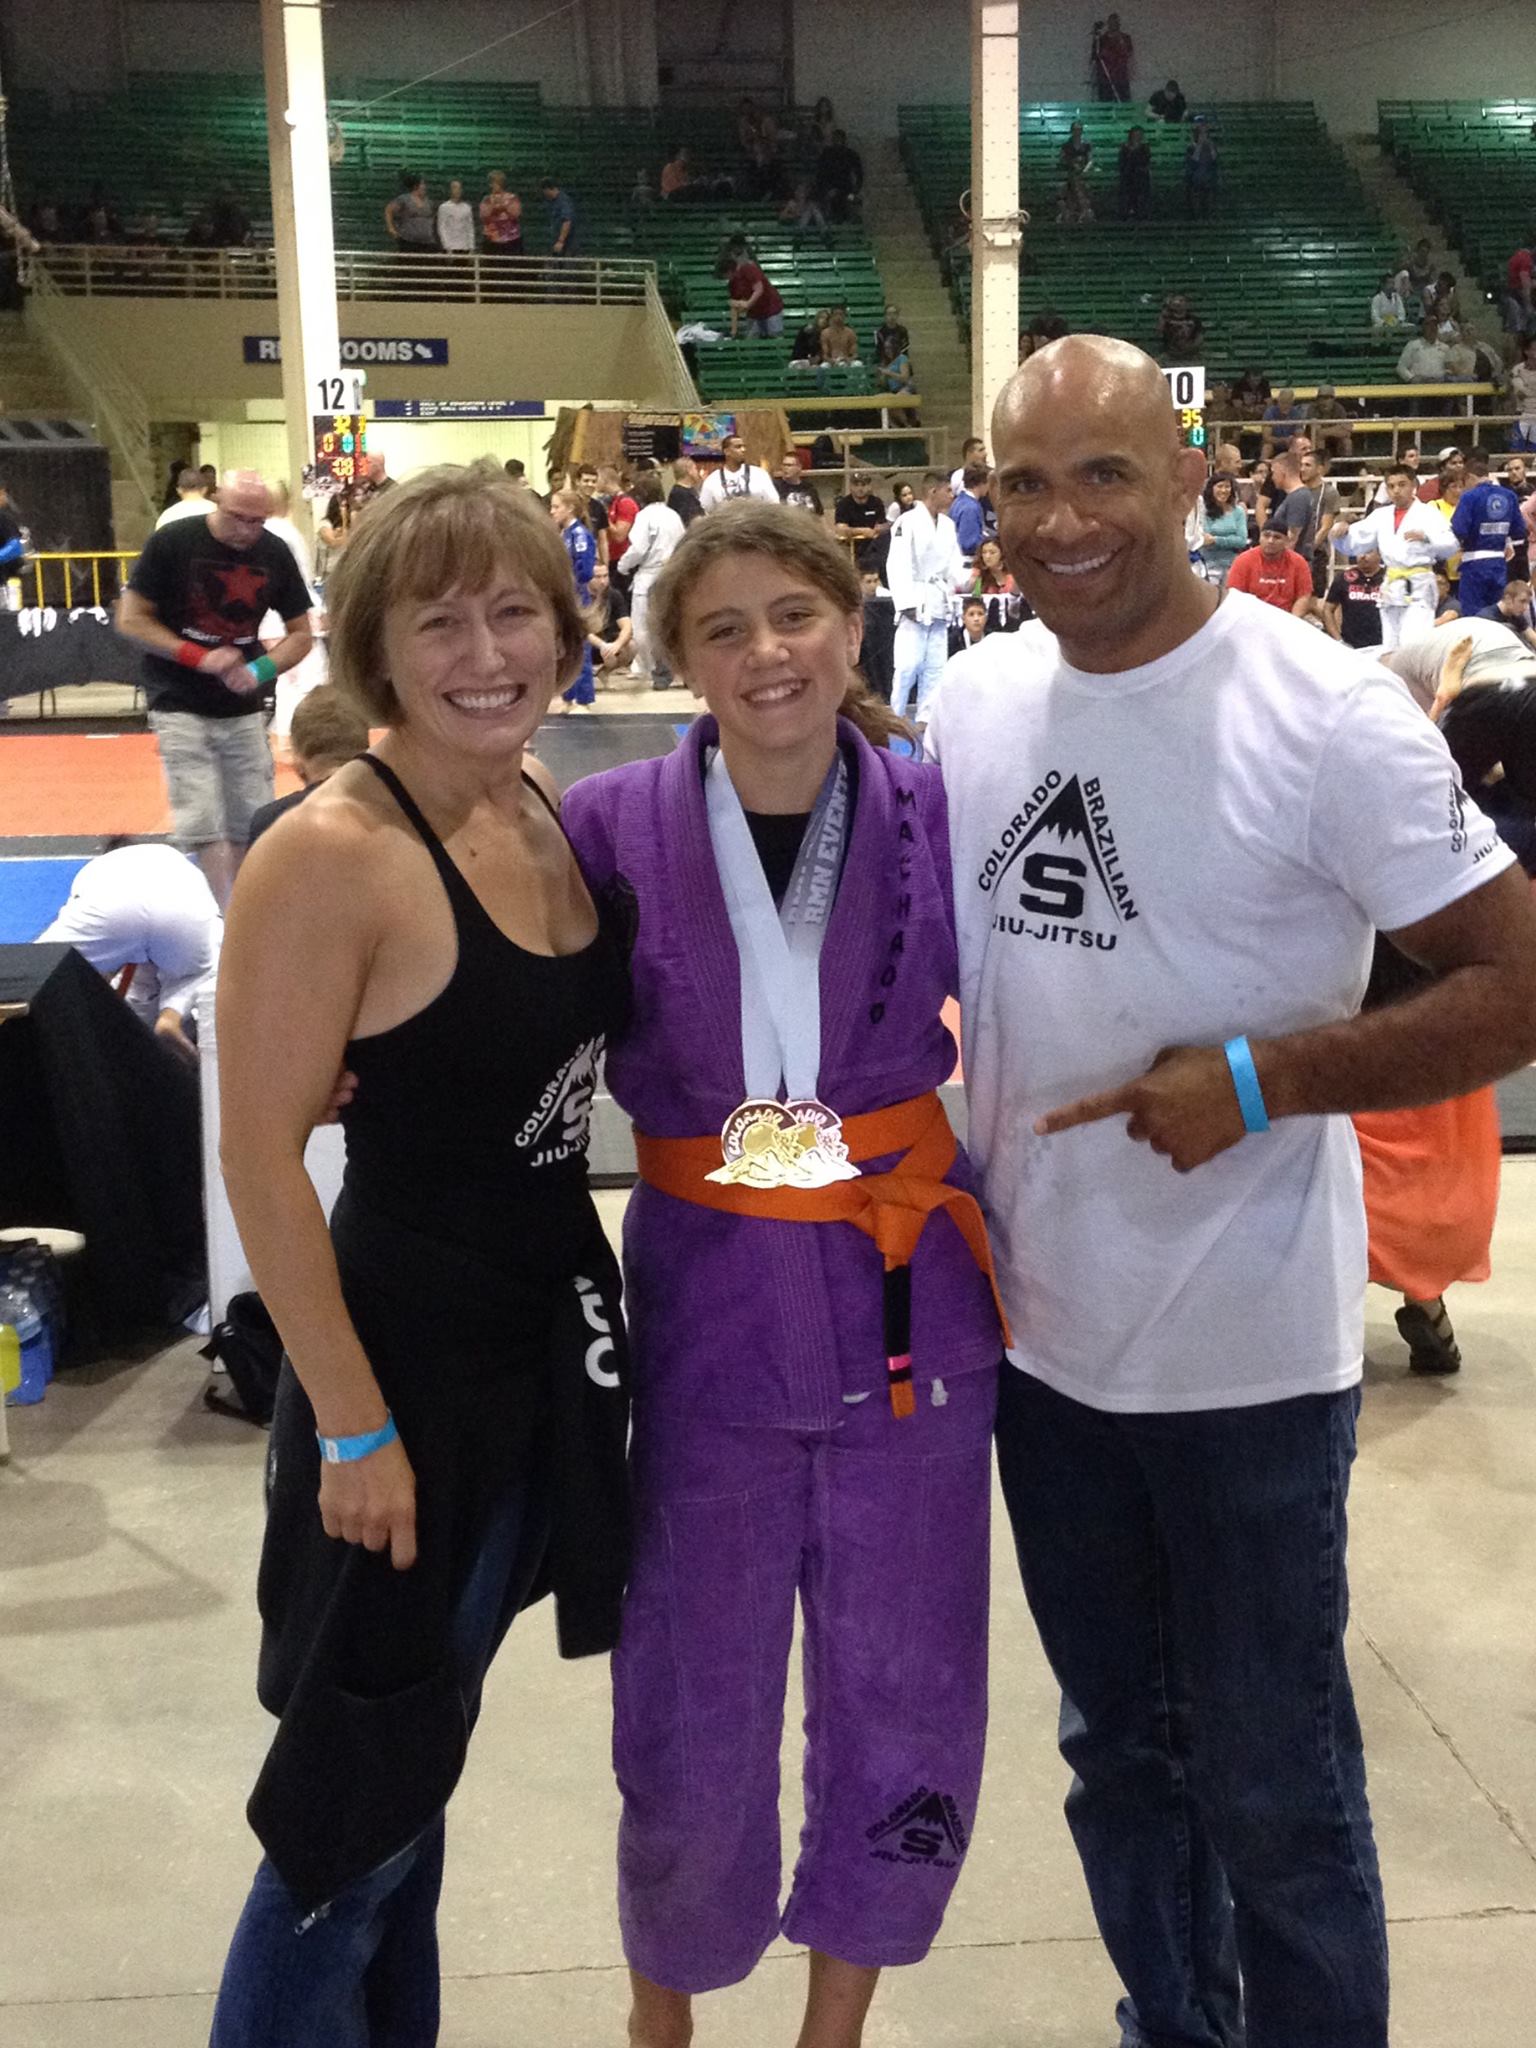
top-left (613, 1366), bottom-right (996, 1994)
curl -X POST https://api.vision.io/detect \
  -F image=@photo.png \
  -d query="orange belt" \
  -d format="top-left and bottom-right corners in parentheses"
top-left (634, 1090), bottom-right (1012, 1417)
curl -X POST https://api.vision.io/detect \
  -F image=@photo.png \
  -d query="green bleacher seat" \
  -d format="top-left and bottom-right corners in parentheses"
top-left (1377, 100), bottom-right (1536, 298)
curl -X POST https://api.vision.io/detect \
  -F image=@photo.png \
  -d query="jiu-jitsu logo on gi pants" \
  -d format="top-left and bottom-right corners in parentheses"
top-left (866, 1787), bottom-right (971, 1869)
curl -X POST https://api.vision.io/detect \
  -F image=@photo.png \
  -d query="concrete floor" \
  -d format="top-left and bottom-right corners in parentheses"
top-left (3, 1173), bottom-right (1535, 2046)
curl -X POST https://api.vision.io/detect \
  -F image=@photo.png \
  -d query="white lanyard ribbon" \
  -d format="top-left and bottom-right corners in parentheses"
top-left (705, 746), bottom-right (850, 1102)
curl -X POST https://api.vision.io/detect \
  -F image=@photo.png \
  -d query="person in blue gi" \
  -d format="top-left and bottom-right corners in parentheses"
top-left (1452, 450), bottom-right (1523, 616)
top-left (553, 488), bottom-right (598, 709)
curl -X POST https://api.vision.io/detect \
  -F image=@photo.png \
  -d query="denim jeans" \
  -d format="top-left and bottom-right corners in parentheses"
top-left (210, 1476), bottom-right (548, 2048)
top-left (995, 1368), bottom-right (1388, 2048)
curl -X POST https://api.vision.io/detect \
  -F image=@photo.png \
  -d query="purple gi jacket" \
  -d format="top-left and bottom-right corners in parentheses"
top-left (562, 715), bottom-right (1004, 1428)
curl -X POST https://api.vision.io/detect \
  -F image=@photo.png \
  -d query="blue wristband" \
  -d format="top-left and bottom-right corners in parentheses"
top-left (1224, 1036), bottom-right (1271, 1135)
top-left (316, 1413), bottom-right (398, 1464)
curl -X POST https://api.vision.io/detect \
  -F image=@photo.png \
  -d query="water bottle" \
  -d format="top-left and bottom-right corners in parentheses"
top-left (0, 1278), bottom-right (52, 1406)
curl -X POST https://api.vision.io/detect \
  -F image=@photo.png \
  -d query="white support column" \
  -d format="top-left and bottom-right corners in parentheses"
top-left (260, 0), bottom-right (341, 541)
top-left (971, 0), bottom-right (1021, 447)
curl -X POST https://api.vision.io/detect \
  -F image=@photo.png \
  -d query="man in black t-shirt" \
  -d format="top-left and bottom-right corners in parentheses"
top-left (248, 686), bottom-right (371, 844)
top-left (583, 560), bottom-right (634, 675)
top-left (834, 470), bottom-right (890, 572)
top-left (667, 457), bottom-right (705, 527)
top-left (573, 464), bottom-right (612, 560)
top-left (116, 470), bottom-right (313, 906)
top-left (776, 452), bottom-right (824, 517)
top-left (1324, 548), bottom-right (1386, 649)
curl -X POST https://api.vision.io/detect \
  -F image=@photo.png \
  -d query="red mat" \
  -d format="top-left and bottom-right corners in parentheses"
top-left (0, 733), bottom-right (300, 837)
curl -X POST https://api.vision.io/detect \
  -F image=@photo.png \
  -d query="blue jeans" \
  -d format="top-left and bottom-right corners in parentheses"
top-left (994, 1368), bottom-right (1388, 2048)
top-left (211, 1479), bottom-right (546, 2048)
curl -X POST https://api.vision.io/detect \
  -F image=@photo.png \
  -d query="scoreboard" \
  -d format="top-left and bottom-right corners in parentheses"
top-left (312, 413), bottom-right (368, 491)
top-left (1162, 365), bottom-right (1207, 450)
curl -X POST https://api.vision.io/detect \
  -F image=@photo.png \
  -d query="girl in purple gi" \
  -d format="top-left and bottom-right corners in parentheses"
top-left (561, 503), bottom-right (1007, 2048)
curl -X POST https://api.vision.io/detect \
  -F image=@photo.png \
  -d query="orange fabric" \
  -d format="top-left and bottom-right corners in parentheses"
top-left (634, 1090), bottom-right (1012, 1347)
top-left (1353, 1089), bottom-right (1501, 1300)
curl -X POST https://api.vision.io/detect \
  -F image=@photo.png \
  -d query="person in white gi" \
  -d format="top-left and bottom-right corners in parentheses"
top-left (1342, 461), bottom-right (1458, 648)
top-left (620, 474), bottom-right (686, 680)
top-left (924, 333), bottom-right (1536, 2048)
top-left (37, 841), bottom-right (222, 1059)
top-left (887, 471), bottom-right (965, 723)
top-left (698, 434), bottom-right (779, 512)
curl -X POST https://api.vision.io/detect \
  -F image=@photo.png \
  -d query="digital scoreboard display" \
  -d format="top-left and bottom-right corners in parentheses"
top-left (312, 413), bottom-right (368, 490)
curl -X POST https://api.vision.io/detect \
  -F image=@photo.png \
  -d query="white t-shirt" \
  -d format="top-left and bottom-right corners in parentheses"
top-left (924, 592), bottom-right (1513, 1414)
top-left (699, 463), bottom-right (779, 511)
top-left (436, 198), bottom-right (475, 253)
top-left (38, 843), bottom-right (223, 1021)
top-left (155, 499), bottom-right (210, 530)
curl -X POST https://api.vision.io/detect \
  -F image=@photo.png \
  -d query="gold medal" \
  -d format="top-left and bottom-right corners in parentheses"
top-left (706, 1099), bottom-right (861, 1190)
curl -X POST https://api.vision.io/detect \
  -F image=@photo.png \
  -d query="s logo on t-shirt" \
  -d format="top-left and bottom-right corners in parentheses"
top-left (979, 771), bottom-right (1139, 951)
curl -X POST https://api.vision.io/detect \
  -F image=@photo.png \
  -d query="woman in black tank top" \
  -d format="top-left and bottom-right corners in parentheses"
top-left (210, 465), bottom-right (630, 2048)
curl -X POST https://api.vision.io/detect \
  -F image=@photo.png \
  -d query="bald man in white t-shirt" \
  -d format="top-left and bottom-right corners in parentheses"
top-left (925, 335), bottom-right (1536, 2048)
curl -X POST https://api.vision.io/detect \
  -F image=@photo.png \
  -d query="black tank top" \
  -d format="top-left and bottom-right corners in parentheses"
top-left (338, 755), bottom-right (628, 1260)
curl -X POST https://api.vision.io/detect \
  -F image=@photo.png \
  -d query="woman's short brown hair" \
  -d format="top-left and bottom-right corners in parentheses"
top-left (646, 501), bottom-right (911, 747)
top-left (326, 460), bottom-right (586, 724)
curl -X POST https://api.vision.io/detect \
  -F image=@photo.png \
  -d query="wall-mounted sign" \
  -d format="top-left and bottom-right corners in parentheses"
top-left (244, 336), bottom-right (450, 366)
top-left (312, 413), bottom-right (368, 491)
top-left (371, 399), bottom-right (544, 420)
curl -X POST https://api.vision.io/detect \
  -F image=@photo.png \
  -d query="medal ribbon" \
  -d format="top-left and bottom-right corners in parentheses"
top-left (706, 746), bottom-right (850, 1103)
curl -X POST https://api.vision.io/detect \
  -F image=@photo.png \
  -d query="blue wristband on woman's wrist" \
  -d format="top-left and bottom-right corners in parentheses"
top-left (1223, 1035), bottom-right (1271, 1135)
top-left (316, 1413), bottom-right (398, 1464)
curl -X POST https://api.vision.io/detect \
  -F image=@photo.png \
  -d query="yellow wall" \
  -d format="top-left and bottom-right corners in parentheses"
top-left (35, 297), bottom-right (670, 417)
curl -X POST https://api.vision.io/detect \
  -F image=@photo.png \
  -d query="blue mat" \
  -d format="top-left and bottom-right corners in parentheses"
top-left (0, 858), bottom-right (87, 942)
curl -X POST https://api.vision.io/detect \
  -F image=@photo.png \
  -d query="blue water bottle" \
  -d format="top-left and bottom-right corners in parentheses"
top-left (0, 1277), bottom-right (53, 1406)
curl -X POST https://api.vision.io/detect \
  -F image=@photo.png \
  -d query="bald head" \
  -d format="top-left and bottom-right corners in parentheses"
top-left (209, 469), bottom-right (273, 550)
top-left (990, 334), bottom-right (1215, 673)
top-left (994, 335), bottom-right (1182, 464)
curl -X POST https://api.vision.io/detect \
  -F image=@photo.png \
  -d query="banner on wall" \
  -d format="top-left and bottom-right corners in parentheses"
top-left (243, 337), bottom-right (451, 366)
top-left (372, 399), bottom-right (544, 421)
top-left (0, 608), bottom-right (149, 700)
top-left (681, 411), bottom-right (737, 458)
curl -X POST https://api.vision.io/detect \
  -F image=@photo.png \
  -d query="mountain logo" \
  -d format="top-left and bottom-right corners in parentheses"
top-left (982, 773), bottom-right (1138, 951)
top-left (866, 1787), bottom-right (970, 1868)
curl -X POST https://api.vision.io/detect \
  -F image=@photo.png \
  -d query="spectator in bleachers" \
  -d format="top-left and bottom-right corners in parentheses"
top-left (78, 193), bottom-right (121, 244)
top-left (209, 185), bottom-right (251, 248)
top-left (820, 303), bottom-right (862, 371)
top-left (788, 308), bottom-right (828, 371)
top-left (779, 181), bottom-right (832, 248)
top-left (660, 147), bottom-right (694, 202)
top-left (814, 129), bottom-right (864, 224)
top-left (949, 463), bottom-right (994, 559)
top-left (1401, 237), bottom-right (1435, 306)
top-left (384, 172), bottom-right (437, 256)
top-left (1057, 122), bottom-right (1095, 225)
top-left (27, 199), bottom-right (64, 245)
top-left (1092, 13), bottom-right (1135, 103)
top-left (1197, 472), bottom-right (1249, 587)
top-left (726, 242), bottom-right (785, 339)
top-left (970, 537), bottom-right (1022, 630)
top-left (1026, 306), bottom-right (1070, 350)
top-left (156, 467), bottom-right (211, 530)
top-left (1323, 546), bottom-right (1386, 649)
top-left (1117, 126), bottom-right (1153, 221)
top-left (949, 596), bottom-right (993, 655)
top-left (834, 469), bottom-right (891, 570)
top-left (541, 176), bottom-right (577, 259)
top-left (1398, 313), bottom-right (1449, 388)
top-left (628, 167), bottom-right (656, 217)
top-left (1442, 324), bottom-right (1488, 381)
top-left (1426, 271), bottom-right (1464, 336)
top-left (1184, 119), bottom-right (1219, 220)
top-left (950, 437), bottom-right (989, 492)
top-left (436, 179), bottom-right (475, 257)
top-left (737, 99), bottom-right (786, 203)
top-left (184, 209), bottom-right (218, 249)
top-left (1157, 292), bottom-right (1204, 358)
top-left (1246, 457), bottom-right (1275, 531)
top-left (775, 452), bottom-right (824, 517)
top-left (1258, 389), bottom-right (1301, 460)
top-left (874, 305), bottom-right (909, 361)
top-left (699, 435), bottom-right (778, 511)
top-left (736, 96), bottom-right (776, 158)
top-left (668, 458), bottom-right (705, 528)
top-left (1226, 522), bottom-right (1315, 614)
top-left (583, 559), bottom-right (633, 677)
top-left (1419, 446), bottom-right (1463, 505)
top-left (479, 171), bottom-right (523, 256)
top-left (875, 331), bottom-right (916, 399)
top-left (1303, 385), bottom-right (1355, 460)
top-left (888, 479), bottom-right (917, 522)
top-left (1371, 271), bottom-right (1408, 332)
top-left (809, 97), bottom-right (839, 151)
top-left (1147, 78), bottom-right (1187, 124)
